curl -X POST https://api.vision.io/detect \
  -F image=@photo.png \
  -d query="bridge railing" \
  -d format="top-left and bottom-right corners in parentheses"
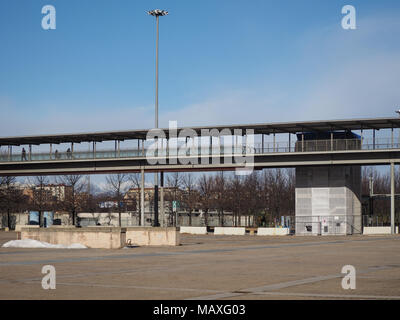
top-left (0, 138), bottom-right (399, 163)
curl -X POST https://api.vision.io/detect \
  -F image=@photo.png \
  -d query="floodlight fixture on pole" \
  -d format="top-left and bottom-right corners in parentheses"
top-left (148, 8), bottom-right (168, 227)
top-left (147, 9), bottom-right (169, 17)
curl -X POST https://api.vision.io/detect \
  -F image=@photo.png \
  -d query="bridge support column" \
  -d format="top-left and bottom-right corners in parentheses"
top-left (160, 172), bottom-right (165, 227)
top-left (295, 165), bottom-right (362, 236)
top-left (391, 162), bottom-right (395, 234)
top-left (141, 168), bottom-right (145, 226)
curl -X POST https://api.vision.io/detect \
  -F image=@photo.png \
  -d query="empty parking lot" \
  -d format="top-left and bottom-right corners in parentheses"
top-left (0, 231), bottom-right (399, 300)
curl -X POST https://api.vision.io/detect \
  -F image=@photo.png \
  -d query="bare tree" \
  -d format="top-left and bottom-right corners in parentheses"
top-left (227, 174), bottom-right (243, 226)
top-left (362, 166), bottom-right (397, 225)
top-left (57, 175), bottom-right (85, 226)
top-left (166, 172), bottom-right (183, 225)
top-left (128, 173), bottom-right (142, 217)
top-left (181, 173), bottom-right (198, 226)
top-left (29, 176), bottom-right (50, 227)
top-left (106, 174), bottom-right (129, 226)
top-left (0, 176), bottom-right (26, 229)
top-left (198, 174), bottom-right (214, 226)
top-left (213, 172), bottom-right (228, 226)
top-left (242, 172), bottom-right (261, 227)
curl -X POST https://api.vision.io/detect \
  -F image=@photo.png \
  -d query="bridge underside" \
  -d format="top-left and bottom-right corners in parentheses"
top-left (0, 149), bottom-right (399, 176)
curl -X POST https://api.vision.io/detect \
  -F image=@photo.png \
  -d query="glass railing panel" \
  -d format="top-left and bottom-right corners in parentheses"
top-left (1, 138), bottom-right (400, 163)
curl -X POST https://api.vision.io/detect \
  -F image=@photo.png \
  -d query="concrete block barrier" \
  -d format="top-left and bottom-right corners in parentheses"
top-left (214, 227), bottom-right (246, 235)
top-left (257, 228), bottom-right (290, 236)
top-left (363, 226), bottom-right (399, 235)
top-left (179, 226), bottom-right (207, 235)
top-left (125, 227), bottom-right (180, 246)
top-left (21, 227), bottom-right (126, 249)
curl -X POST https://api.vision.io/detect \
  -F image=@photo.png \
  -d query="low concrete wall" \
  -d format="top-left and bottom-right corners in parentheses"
top-left (180, 226), bottom-right (207, 235)
top-left (257, 228), bottom-right (290, 236)
top-left (21, 227), bottom-right (126, 249)
top-left (125, 227), bottom-right (180, 246)
top-left (214, 227), bottom-right (246, 235)
top-left (15, 225), bottom-right (39, 232)
top-left (16, 225), bottom-right (76, 232)
top-left (363, 226), bottom-right (399, 235)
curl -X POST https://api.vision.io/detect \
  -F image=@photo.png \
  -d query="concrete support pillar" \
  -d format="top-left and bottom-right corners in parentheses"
top-left (295, 165), bottom-right (362, 235)
top-left (235, 135), bottom-right (238, 154)
top-left (262, 134), bottom-right (264, 153)
top-left (154, 174), bottom-right (159, 227)
top-left (391, 127), bottom-right (394, 148)
top-left (167, 138), bottom-right (169, 157)
top-left (141, 168), bottom-right (145, 226)
top-left (29, 144), bottom-right (32, 161)
top-left (273, 132), bottom-right (276, 152)
top-left (391, 162), bottom-right (395, 234)
top-left (373, 130), bottom-right (376, 149)
top-left (160, 172), bottom-right (165, 227)
top-left (50, 144), bottom-right (52, 160)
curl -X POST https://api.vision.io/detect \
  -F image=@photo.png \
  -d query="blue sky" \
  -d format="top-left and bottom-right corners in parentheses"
top-left (1, 0), bottom-right (400, 188)
top-left (1, 0), bottom-right (400, 135)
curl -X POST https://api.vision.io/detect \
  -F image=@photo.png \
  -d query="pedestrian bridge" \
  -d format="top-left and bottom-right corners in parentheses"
top-left (1, 116), bottom-right (399, 234)
top-left (0, 117), bottom-right (400, 175)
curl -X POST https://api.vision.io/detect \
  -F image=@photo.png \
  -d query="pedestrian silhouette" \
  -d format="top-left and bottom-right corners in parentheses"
top-left (21, 148), bottom-right (27, 161)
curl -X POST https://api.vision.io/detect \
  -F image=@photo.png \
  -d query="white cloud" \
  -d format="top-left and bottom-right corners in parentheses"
top-left (158, 12), bottom-right (400, 125)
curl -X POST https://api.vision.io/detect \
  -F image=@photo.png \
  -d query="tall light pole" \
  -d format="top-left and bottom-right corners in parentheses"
top-left (148, 9), bottom-right (168, 227)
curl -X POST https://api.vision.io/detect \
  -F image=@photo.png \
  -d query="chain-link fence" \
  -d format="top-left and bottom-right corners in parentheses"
top-left (362, 215), bottom-right (400, 227)
top-left (295, 215), bottom-right (362, 235)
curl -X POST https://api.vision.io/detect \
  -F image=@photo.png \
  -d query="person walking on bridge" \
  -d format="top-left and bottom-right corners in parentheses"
top-left (21, 148), bottom-right (27, 161)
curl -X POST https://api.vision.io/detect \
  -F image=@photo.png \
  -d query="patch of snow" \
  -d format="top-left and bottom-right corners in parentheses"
top-left (2, 239), bottom-right (87, 249)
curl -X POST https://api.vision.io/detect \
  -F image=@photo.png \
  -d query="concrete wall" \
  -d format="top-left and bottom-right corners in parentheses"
top-left (363, 226), bottom-right (399, 235)
top-left (295, 165), bottom-right (362, 235)
top-left (180, 226), bottom-right (207, 235)
top-left (125, 227), bottom-right (180, 246)
top-left (21, 227), bottom-right (126, 249)
top-left (15, 225), bottom-right (39, 232)
top-left (214, 227), bottom-right (246, 235)
top-left (177, 215), bottom-right (254, 227)
top-left (257, 228), bottom-right (290, 236)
